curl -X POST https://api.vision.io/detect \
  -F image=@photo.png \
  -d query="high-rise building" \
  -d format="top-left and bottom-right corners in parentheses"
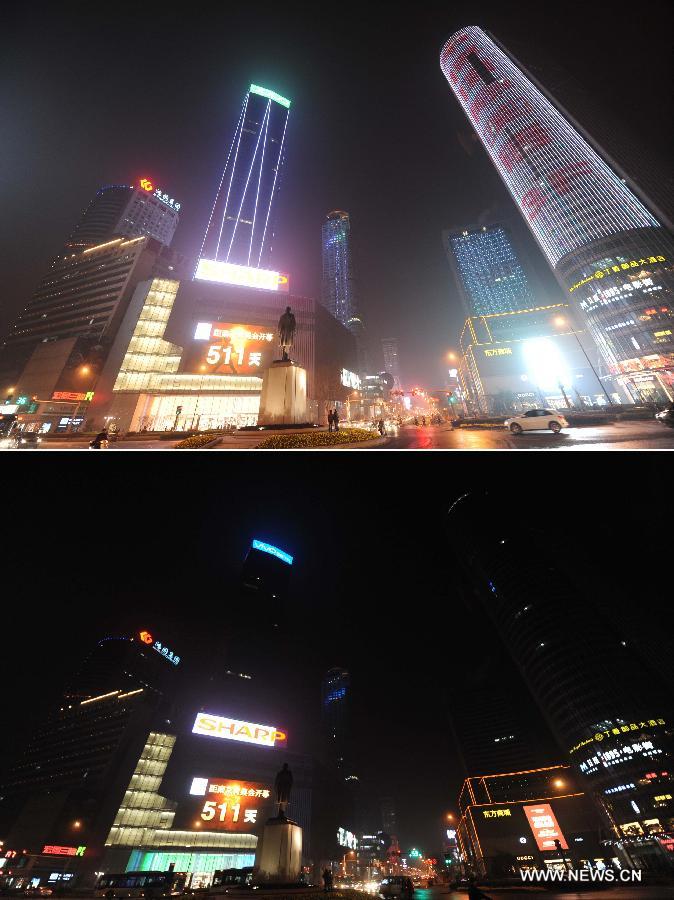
top-left (380, 797), bottom-right (396, 835)
top-left (0, 236), bottom-right (185, 392)
top-left (381, 338), bottom-right (402, 391)
top-left (198, 85), bottom-right (291, 270)
top-left (443, 224), bottom-right (535, 317)
top-left (322, 668), bottom-right (352, 773)
top-left (447, 491), bottom-right (674, 872)
top-left (63, 180), bottom-right (181, 255)
top-left (322, 211), bottom-right (357, 327)
top-left (440, 28), bottom-right (674, 404)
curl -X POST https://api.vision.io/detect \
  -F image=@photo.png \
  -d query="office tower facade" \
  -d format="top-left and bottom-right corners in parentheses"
top-left (322, 668), bottom-right (352, 772)
top-left (198, 85), bottom-right (290, 270)
top-left (380, 797), bottom-right (396, 835)
top-left (441, 28), bottom-right (674, 403)
top-left (447, 492), bottom-right (674, 871)
top-left (322, 211), bottom-right (358, 328)
top-left (381, 338), bottom-right (402, 391)
top-left (443, 225), bottom-right (536, 316)
top-left (63, 181), bottom-right (180, 255)
top-left (0, 236), bottom-right (183, 389)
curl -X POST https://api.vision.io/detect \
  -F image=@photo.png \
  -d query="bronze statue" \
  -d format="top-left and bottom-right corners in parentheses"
top-left (277, 307), bottom-right (296, 361)
top-left (274, 762), bottom-right (293, 817)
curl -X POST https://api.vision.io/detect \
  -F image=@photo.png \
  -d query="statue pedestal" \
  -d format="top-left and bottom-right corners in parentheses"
top-left (254, 815), bottom-right (302, 884)
top-left (257, 360), bottom-right (307, 426)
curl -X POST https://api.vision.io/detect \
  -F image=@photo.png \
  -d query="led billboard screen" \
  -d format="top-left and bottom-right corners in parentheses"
top-left (182, 322), bottom-right (275, 376)
top-left (523, 803), bottom-right (568, 851)
top-left (173, 777), bottom-right (273, 833)
top-left (194, 258), bottom-right (289, 293)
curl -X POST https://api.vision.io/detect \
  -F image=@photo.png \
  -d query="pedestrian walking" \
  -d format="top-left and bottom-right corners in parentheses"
top-left (333, 408), bottom-right (340, 432)
top-left (378, 418), bottom-right (386, 436)
top-left (89, 429), bottom-right (109, 449)
top-left (327, 410), bottom-right (334, 432)
top-left (322, 868), bottom-right (332, 892)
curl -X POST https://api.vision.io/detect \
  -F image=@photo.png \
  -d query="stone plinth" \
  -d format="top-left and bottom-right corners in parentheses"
top-left (257, 360), bottom-right (307, 426)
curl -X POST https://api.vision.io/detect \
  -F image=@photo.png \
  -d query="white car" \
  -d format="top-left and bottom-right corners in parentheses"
top-left (505, 408), bottom-right (568, 434)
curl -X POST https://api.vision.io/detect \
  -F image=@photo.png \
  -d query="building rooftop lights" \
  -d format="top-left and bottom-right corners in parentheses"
top-left (249, 84), bottom-right (291, 108)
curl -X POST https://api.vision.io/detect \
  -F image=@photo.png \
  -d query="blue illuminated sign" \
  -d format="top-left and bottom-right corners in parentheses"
top-left (252, 540), bottom-right (293, 565)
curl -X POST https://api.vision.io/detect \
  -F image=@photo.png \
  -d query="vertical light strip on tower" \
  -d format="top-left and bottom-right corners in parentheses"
top-left (198, 84), bottom-right (291, 277)
top-left (440, 27), bottom-right (658, 267)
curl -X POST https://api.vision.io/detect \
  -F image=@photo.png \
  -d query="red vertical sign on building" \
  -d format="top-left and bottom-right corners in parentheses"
top-left (523, 803), bottom-right (568, 851)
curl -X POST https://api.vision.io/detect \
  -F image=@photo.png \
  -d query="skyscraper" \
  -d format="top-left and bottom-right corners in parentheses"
top-left (381, 338), bottom-right (402, 391)
top-left (63, 180), bottom-right (180, 255)
top-left (198, 85), bottom-right (290, 271)
top-left (322, 667), bottom-right (352, 773)
top-left (443, 224), bottom-right (535, 316)
top-left (447, 491), bottom-right (674, 871)
top-left (322, 211), bottom-right (357, 328)
top-left (441, 28), bottom-right (674, 404)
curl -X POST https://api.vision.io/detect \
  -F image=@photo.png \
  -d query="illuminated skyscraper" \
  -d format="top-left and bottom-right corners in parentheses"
top-left (441, 28), bottom-right (674, 403)
top-left (198, 85), bottom-right (290, 271)
top-left (447, 491), bottom-right (674, 871)
top-left (63, 180), bottom-right (181, 255)
top-left (443, 224), bottom-right (535, 316)
top-left (322, 667), bottom-right (352, 773)
top-left (322, 211), bottom-right (357, 327)
top-left (381, 338), bottom-right (402, 391)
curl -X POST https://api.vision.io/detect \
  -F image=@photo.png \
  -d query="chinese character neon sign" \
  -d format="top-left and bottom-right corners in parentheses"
top-left (137, 178), bottom-right (181, 211)
top-left (194, 258), bottom-right (289, 292)
top-left (138, 630), bottom-right (180, 665)
top-left (42, 846), bottom-right (86, 857)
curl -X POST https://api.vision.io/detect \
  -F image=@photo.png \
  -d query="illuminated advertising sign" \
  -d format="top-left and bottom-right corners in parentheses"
top-left (138, 630), bottom-right (180, 666)
top-left (192, 712), bottom-right (287, 748)
top-left (185, 322), bottom-right (274, 377)
top-left (251, 540), bottom-right (293, 565)
top-left (138, 178), bottom-right (181, 211)
top-left (523, 803), bottom-right (568, 851)
top-left (42, 846), bottom-right (86, 857)
top-left (174, 777), bottom-right (272, 833)
top-left (341, 369), bottom-right (361, 390)
top-left (51, 391), bottom-right (95, 402)
top-left (337, 828), bottom-right (358, 849)
top-left (194, 258), bottom-right (289, 292)
top-left (249, 84), bottom-right (291, 108)
top-left (569, 256), bottom-right (666, 293)
top-left (569, 717), bottom-right (666, 754)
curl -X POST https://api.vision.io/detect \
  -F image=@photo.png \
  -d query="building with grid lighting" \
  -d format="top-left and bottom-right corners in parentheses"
top-left (443, 224), bottom-right (535, 317)
top-left (440, 27), bottom-right (674, 403)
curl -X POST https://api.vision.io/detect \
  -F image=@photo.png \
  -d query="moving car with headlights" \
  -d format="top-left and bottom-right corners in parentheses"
top-left (378, 876), bottom-right (414, 899)
top-left (655, 402), bottom-right (674, 428)
top-left (504, 408), bottom-right (568, 434)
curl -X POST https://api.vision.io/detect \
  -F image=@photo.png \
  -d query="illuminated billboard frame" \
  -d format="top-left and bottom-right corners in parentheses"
top-left (194, 258), bottom-right (289, 292)
top-left (250, 84), bottom-right (291, 108)
top-left (193, 712), bottom-right (287, 748)
top-left (251, 540), bottom-right (293, 565)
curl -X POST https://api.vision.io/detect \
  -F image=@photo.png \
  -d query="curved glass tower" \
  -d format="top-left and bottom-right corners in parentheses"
top-left (440, 28), bottom-right (674, 403)
top-left (199, 85), bottom-right (290, 270)
top-left (321, 210), bottom-right (356, 327)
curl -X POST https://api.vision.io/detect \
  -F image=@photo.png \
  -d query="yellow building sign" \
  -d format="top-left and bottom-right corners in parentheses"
top-left (569, 718), bottom-right (666, 754)
top-left (569, 256), bottom-right (666, 293)
top-left (483, 347), bottom-right (513, 357)
top-left (482, 808), bottom-right (512, 818)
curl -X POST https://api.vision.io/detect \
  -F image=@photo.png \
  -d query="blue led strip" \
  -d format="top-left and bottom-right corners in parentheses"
top-left (252, 539), bottom-right (293, 565)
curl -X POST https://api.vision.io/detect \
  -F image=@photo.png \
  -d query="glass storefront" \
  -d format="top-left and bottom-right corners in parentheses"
top-left (130, 394), bottom-right (260, 432)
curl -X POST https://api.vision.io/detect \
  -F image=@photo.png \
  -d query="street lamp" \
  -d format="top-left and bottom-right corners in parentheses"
top-left (553, 316), bottom-right (614, 407)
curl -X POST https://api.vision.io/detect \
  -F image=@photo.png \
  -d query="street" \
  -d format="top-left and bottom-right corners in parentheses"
top-left (380, 420), bottom-right (674, 450)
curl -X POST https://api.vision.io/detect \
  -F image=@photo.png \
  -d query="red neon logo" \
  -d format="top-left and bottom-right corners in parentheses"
top-left (139, 178), bottom-right (154, 192)
top-left (139, 631), bottom-right (153, 644)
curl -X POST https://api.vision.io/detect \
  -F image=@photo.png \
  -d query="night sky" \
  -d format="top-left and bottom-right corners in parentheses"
top-left (2, 2), bottom-right (672, 387)
top-left (2, 454), bottom-right (671, 851)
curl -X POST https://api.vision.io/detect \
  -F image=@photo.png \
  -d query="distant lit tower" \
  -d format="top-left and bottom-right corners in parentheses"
top-left (441, 28), bottom-right (674, 403)
top-left (447, 491), bottom-right (674, 870)
top-left (198, 85), bottom-right (291, 270)
top-left (380, 797), bottom-right (397, 835)
top-left (322, 667), bottom-right (352, 772)
top-left (381, 338), bottom-right (402, 391)
top-left (322, 211), bottom-right (358, 325)
top-left (443, 224), bottom-right (535, 316)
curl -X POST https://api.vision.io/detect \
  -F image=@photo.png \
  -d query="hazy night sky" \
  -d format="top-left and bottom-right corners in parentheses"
top-left (2, 2), bottom-right (672, 387)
